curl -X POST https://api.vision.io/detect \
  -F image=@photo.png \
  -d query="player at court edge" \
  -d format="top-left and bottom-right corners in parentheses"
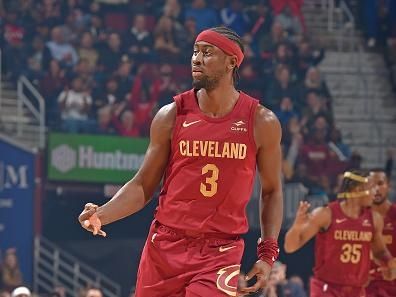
top-left (366, 168), bottom-right (396, 297)
top-left (284, 170), bottom-right (396, 297)
top-left (78, 26), bottom-right (283, 297)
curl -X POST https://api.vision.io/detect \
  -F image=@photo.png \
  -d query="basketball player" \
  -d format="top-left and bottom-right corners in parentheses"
top-left (284, 170), bottom-right (396, 297)
top-left (78, 27), bottom-right (283, 297)
top-left (366, 168), bottom-right (396, 297)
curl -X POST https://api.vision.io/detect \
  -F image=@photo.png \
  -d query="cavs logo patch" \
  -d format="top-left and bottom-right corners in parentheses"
top-left (216, 264), bottom-right (240, 296)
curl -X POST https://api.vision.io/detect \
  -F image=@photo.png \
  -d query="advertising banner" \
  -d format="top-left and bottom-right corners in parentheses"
top-left (0, 137), bottom-right (35, 285)
top-left (48, 133), bottom-right (149, 183)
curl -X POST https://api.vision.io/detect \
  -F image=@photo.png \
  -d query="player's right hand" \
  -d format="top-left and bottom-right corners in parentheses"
top-left (381, 258), bottom-right (396, 280)
top-left (293, 201), bottom-right (311, 227)
top-left (78, 203), bottom-right (107, 237)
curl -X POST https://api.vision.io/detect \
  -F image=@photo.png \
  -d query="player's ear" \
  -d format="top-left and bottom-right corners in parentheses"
top-left (228, 56), bottom-right (237, 71)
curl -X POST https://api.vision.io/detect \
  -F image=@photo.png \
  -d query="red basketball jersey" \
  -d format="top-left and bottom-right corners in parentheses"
top-left (155, 89), bottom-right (259, 234)
top-left (314, 201), bottom-right (374, 287)
top-left (368, 203), bottom-right (396, 286)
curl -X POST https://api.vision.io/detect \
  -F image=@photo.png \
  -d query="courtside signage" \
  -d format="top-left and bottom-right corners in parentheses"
top-left (48, 133), bottom-right (149, 183)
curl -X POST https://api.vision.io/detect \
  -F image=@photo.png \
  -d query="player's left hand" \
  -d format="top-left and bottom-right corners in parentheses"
top-left (238, 260), bottom-right (271, 296)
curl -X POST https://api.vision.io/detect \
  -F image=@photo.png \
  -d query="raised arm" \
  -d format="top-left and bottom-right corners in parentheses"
top-left (284, 202), bottom-right (331, 253)
top-left (78, 102), bottom-right (176, 235)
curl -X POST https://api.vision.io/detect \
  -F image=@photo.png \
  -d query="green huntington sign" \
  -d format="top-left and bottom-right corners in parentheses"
top-left (48, 133), bottom-right (149, 183)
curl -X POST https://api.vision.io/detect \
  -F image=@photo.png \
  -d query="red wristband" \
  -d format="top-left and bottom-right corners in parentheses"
top-left (257, 237), bottom-right (280, 267)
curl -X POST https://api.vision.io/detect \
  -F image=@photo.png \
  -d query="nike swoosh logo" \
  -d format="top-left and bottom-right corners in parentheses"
top-left (183, 120), bottom-right (201, 127)
top-left (336, 219), bottom-right (347, 224)
top-left (219, 245), bottom-right (236, 252)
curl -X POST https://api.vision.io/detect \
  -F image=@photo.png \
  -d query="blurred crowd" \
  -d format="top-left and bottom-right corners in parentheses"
top-left (0, 248), bottom-right (137, 297)
top-left (0, 0), bottom-right (360, 197)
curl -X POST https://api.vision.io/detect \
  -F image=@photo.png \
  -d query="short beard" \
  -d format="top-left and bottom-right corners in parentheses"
top-left (373, 196), bottom-right (386, 205)
top-left (192, 73), bottom-right (222, 91)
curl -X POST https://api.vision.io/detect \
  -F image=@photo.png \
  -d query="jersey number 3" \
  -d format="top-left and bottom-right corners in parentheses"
top-left (340, 243), bottom-right (362, 264)
top-left (200, 164), bottom-right (219, 197)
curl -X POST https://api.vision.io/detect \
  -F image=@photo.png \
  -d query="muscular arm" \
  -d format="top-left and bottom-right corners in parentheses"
top-left (254, 106), bottom-right (283, 240)
top-left (96, 103), bottom-right (176, 225)
top-left (284, 204), bottom-right (331, 253)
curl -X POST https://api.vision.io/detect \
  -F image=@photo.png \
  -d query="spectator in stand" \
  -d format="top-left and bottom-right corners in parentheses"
top-left (282, 116), bottom-right (303, 181)
top-left (298, 127), bottom-right (332, 192)
top-left (58, 77), bottom-right (93, 133)
top-left (265, 64), bottom-right (297, 110)
top-left (153, 16), bottom-right (184, 63)
top-left (239, 62), bottom-right (262, 98)
top-left (299, 67), bottom-right (331, 108)
top-left (10, 287), bottom-right (30, 297)
top-left (328, 127), bottom-right (351, 161)
top-left (259, 21), bottom-right (287, 60)
top-left (68, 58), bottom-right (95, 91)
top-left (270, 0), bottom-right (305, 32)
top-left (40, 59), bottom-right (68, 121)
top-left (37, 0), bottom-right (62, 27)
top-left (127, 65), bottom-right (161, 136)
top-left (274, 97), bottom-right (299, 128)
top-left (219, 0), bottom-right (250, 37)
top-left (275, 5), bottom-right (303, 37)
top-left (34, 21), bottom-right (51, 41)
top-left (158, 64), bottom-right (180, 108)
top-left (114, 60), bottom-right (134, 101)
top-left (125, 14), bottom-right (153, 63)
top-left (93, 77), bottom-right (122, 112)
top-left (245, 0), bottom-right (273, 53)
top-left (262, 42), bottom-right (295, 79)
top-left (0, 249), bottom-right (23, 292)
top-left (46, 26), bottom-right (79, 67)
top-left (347, 151), bottom-right (363, 170)
top-left (84, 287), bottom-right (103, 297)
top-left (182, 16), bottom-right (198, 53)
top-left (98, 32), bottom-right (125, 74)
top-left (300, 91), bottom-right (332, 131)
top-left (95, 105), bottom-right (116, 135)
top-left (112, 102), bottom-right (140, 137)
top-left (184, 0), bottom-right (219, 32)
top-left (296, 38), bottom-right (324, 80)
top-left (25, 35), bottom-right (51, 84)
top-left (162, 0), bottom-right (183, 23)
top-left (87, 13), bottom-right (106, 44)
top-left (2, 8), bottom-right (27, 80)
top-left (78, 31), bottom-right (99, 72)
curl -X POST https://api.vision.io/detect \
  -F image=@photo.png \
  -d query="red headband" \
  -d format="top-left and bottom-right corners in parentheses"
top-left (195, 30), bottom-right (244, 67)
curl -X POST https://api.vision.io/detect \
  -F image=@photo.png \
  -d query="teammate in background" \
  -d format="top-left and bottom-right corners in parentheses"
top-left (284, 170), bottom-right (396, 297)
top-left (78, 26), bottom-right (283, 297)
top-left (366, 168), bottom-right (396, 297)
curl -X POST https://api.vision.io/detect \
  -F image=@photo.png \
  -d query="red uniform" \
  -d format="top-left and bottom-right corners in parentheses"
top-left (135, 89), bottom-right (259, 297)
top-left (310, 201), bottom-right (374, 297)
top-left (366, 203), bottom-right (396, 297)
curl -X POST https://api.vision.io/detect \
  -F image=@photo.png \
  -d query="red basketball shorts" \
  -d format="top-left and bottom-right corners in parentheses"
top-left (135, 220), bottom-right (244, 297)
top-left (310, 277), bottom-right (366, 297)
top-left (366, 280), bottom-right (396, 297)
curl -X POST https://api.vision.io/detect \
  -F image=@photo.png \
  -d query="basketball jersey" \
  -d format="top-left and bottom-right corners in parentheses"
top-left (314, 201), bottom-right (374, 287)
top-left (368, 203), bottom-right (396, 286)
top-left (155, 89), bottom-right (259, 234)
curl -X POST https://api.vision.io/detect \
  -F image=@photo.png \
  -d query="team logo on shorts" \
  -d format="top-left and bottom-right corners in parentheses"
top-left (216, 264), bottom-right (240, 296)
